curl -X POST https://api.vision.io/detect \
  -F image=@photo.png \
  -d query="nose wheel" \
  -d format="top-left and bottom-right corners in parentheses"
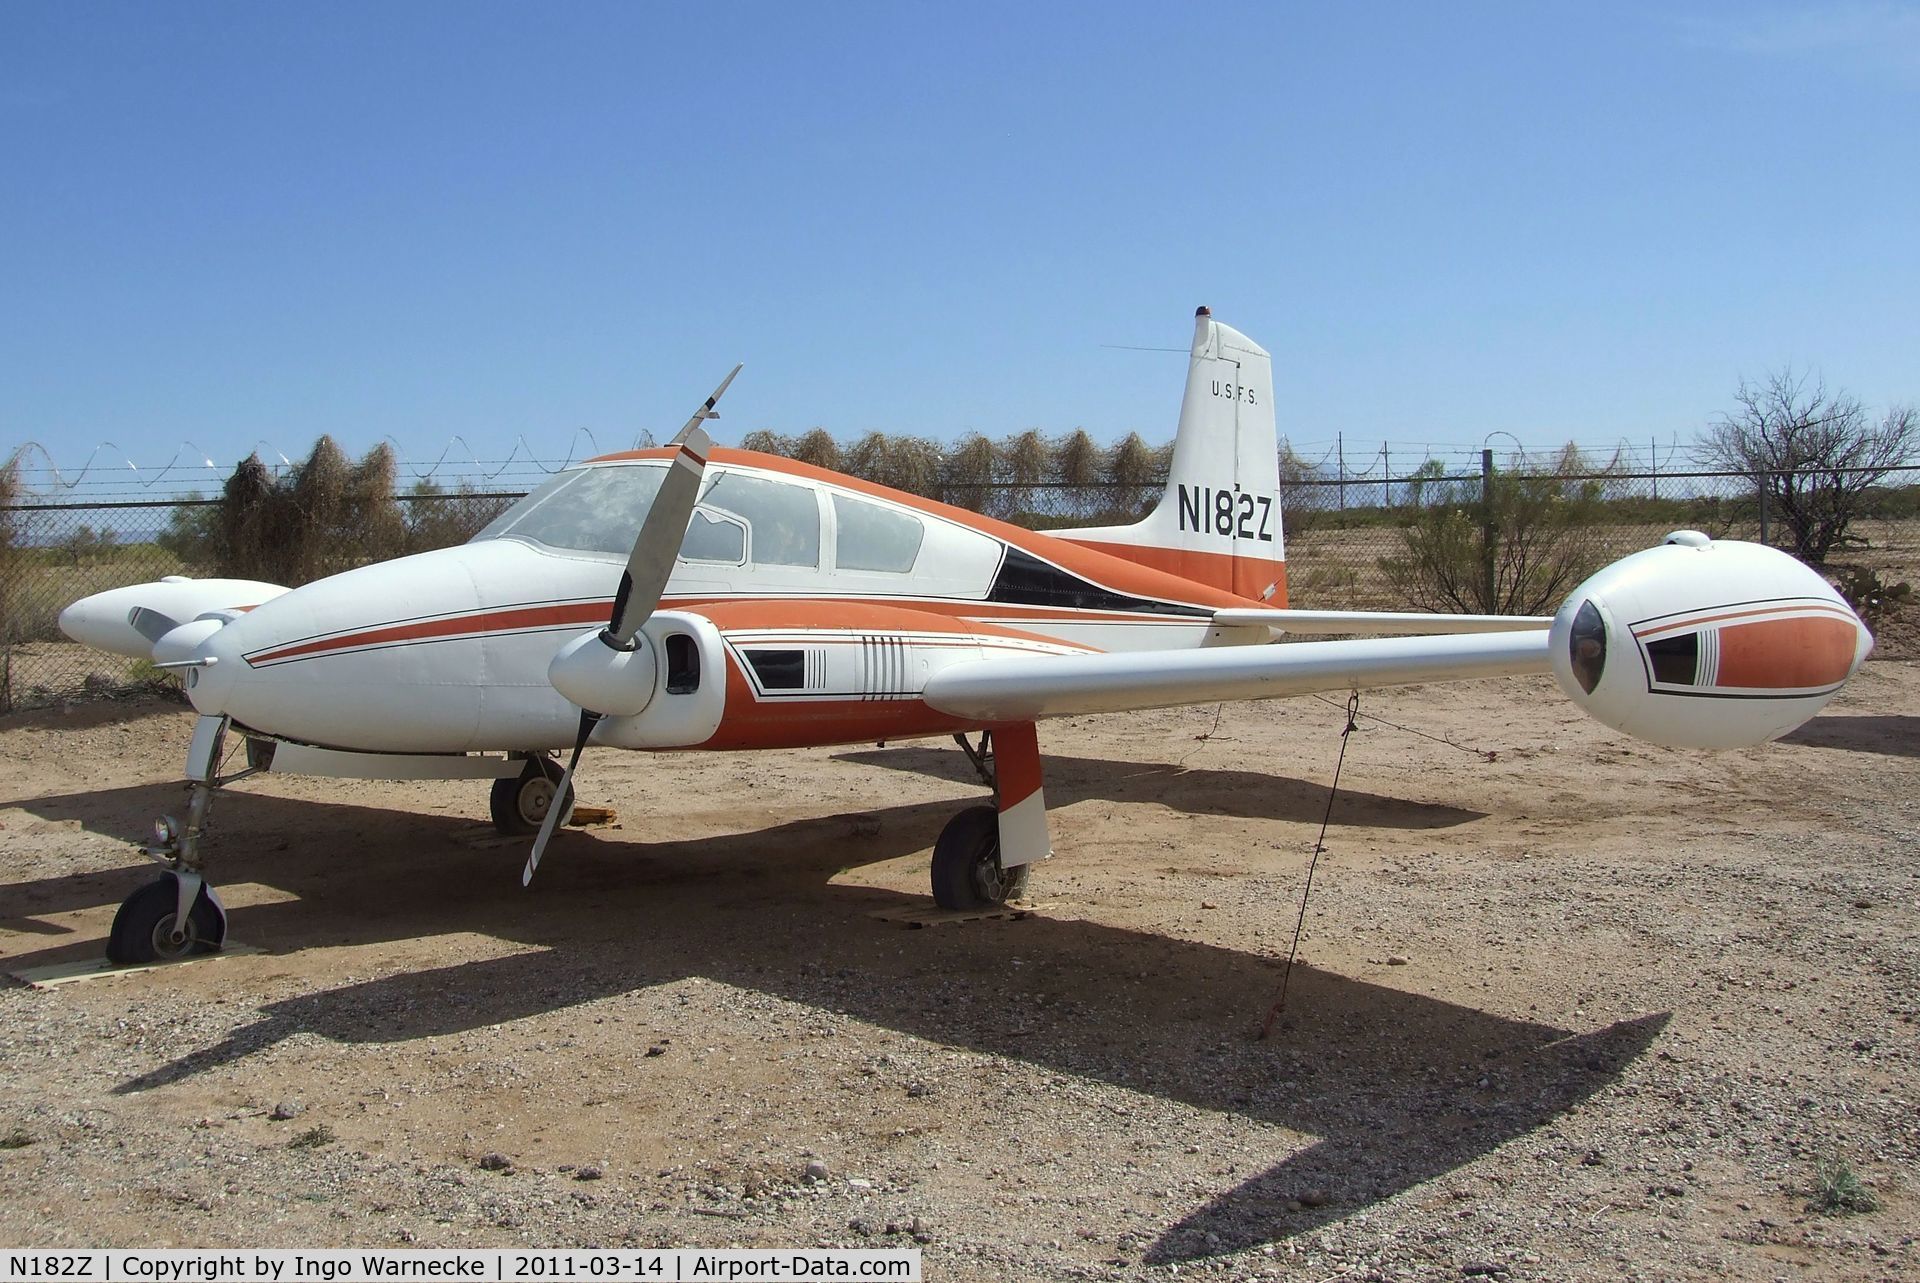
top-left (490, 756), bottom-right (568, 836)
top-left (107, 873), bottom-right (227, 965)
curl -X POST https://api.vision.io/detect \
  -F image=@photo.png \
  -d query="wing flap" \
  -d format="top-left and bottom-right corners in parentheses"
top-left (923, 630), bottom-right (1551, 721)
top-left (1212, 608), bottom-right (1553, 636)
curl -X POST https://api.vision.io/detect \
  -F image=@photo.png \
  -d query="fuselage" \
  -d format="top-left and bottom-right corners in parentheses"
top-left (183, 449), bottom-right (1269, 755)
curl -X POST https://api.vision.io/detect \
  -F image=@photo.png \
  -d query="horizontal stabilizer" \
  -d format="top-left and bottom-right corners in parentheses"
top-left (923, 630), bottom-right (1550, 722)
top-left (1212, 608), bottom-right (1554, 636)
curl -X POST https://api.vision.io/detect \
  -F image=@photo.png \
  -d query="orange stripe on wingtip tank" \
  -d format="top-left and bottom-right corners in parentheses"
top-left (1713, 615), bottom-right (1859, 689)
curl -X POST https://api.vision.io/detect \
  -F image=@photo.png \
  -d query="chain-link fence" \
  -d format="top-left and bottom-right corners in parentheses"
top-left (4, 464), bottom-right (1915, 710)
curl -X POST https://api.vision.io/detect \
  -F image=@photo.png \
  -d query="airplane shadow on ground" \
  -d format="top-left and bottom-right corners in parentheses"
top-left (4, 783), bottom-right (1659, 1263)
top-left (835, 745), bottom-right (1484, 830)
top-left (1782, 714), bottom-right (1920, 760)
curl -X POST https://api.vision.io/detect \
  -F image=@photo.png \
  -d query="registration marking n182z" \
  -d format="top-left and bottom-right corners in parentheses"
top-left (1177, 485), bottom-right (1274, 541)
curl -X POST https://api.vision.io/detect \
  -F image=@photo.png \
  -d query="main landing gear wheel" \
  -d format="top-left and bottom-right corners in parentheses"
top-left (492, 757), bottom-right (566, 836)
top-left (930, 804), bottom-right (1030, 911)
top-left (106, 875), bottom-right (226, 966)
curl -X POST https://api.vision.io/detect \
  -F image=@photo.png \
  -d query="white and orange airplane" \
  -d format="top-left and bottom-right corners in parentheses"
top-left (60, 309), bottom-right (1873, 965)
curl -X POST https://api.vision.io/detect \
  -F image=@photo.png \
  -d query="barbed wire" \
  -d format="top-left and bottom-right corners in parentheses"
top-left (2, 432), bottom-right (1908, 504)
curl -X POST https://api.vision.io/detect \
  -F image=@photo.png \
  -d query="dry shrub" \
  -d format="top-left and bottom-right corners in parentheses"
top-left (739, 429), bottom-right (792, 458)
top-left (211, 439), bottom-right (407, 586)
top-left (1102, 432), bottom-right (1168, 523)
top-left (215, 454), bottom-right (279, 580)
top-left (941, 434), bottom-right (1006, 516)
top-left (844, 432), bottom-right (944, 498)
top-left (789, 429), bottom-right (843, 472)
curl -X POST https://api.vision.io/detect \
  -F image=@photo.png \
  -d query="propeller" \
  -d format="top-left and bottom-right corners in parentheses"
top-left (522, 366), bottom-right (740, 886)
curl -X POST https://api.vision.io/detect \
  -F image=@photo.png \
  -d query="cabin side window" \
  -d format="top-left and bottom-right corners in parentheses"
top-left (680, 509), bottom-right (746, 564)
top-left (833, 494), bottom-right (924, 574)
top-left (700, 473), bottom-right (822, 568)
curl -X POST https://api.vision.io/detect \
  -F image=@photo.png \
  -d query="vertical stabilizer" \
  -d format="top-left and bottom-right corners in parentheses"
top-left (1060, 308), bottom-right (1285, 602)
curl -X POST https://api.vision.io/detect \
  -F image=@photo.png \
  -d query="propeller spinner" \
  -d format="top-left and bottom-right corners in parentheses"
top-left (523, 366), bottom-right (739, 885)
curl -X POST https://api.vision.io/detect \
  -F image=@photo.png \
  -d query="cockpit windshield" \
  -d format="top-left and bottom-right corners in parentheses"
top-left (471, 463), bottom-right (668, 556)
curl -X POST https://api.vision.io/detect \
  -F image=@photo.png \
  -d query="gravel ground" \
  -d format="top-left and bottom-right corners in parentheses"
top-left (1, 664), bottom-right (1915, 1281)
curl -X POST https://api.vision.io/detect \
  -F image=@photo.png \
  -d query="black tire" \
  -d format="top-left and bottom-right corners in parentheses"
top-left (930, 804), bottom-right (1030, 910)
top-left (106, 876), bottom-right (225, 966)
top-left (491, 758), bottom-right (564, 836)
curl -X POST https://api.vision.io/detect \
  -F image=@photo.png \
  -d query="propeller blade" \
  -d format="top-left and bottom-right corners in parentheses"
top-left (522, 710), bottom-right (597, 887)
top-left (607, 425), bottom-right (711, 645)
top-left (671, 364), bottom-right (742, 444)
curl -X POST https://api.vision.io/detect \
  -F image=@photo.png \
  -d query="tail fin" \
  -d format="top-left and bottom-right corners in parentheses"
top-left (1060, 307), bottom-right (1285, 603)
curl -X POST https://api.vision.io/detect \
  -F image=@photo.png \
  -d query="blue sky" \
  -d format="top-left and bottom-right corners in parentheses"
top-left (3, 1), bottom-right (1916, 480)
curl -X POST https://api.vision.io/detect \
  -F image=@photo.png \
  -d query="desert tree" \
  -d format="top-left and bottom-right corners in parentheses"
top-left (56, 524), bottom-right (117, 566)
top-left (1698, 367), bottom-right (1920, 563)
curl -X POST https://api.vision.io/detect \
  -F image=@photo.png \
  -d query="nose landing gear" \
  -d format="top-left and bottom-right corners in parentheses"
top-left (108, 714), bottom-right (258, 966)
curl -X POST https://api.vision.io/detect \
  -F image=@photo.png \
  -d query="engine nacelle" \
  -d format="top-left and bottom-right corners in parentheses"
top-left (1550, 533), bottom-right (1872, 749)
top-left (548, 611), bottom-right (729, 747)
top-left (59, 577), bottom-right (288, 660)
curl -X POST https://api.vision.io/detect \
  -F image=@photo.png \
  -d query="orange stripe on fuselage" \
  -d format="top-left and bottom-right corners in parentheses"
top-left (706, 656), bottom-right (973, 749)
top-left (586, 447), bottom-right (1276, 612)
top-left (1058, 540), bottom-right (1286, 605)
top-left (1713, 615), bottom-right (1859, 689)
top-left (248, 602), bottom-right (607, 665)
top-left (695, 599), bottom-right (1095, 650)
top-left (675, 596), bottom-right (1189, 631)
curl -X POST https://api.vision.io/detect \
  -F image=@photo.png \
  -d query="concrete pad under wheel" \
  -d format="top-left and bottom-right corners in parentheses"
top-left (867, 903), bottom-right (1047, 928)
top-left (9, 942), bottom-right (264, 989)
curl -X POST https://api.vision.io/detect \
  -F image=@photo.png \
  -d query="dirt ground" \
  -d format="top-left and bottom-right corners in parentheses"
top-left (1, 665), bottom-right (1915, 1281)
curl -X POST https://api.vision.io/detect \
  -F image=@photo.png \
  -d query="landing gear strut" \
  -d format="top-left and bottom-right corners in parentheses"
top-left (109, 714), bottom-right (257, 965)
top-left (952, 731), bottom-right (995, 786)
top-left (929, 724), bottom-right (1047, 911)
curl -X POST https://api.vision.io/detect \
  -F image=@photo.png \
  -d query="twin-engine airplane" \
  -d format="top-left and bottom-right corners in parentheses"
top-left (61, 309), bottom-right (1873, 965)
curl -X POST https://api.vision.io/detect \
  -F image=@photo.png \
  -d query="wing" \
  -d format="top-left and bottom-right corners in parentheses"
top-left (1211, 608), bottom-right (1552, 635)
top-left (922, 630), bottom-right (1550, 722)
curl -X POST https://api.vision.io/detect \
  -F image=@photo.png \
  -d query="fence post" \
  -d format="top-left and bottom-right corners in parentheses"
top-left (1756, 470), bottom-right (1769, 546)
top-left (1337, 433), bottom-right (1346, 512)
top-left (1480, 447), bottom-right (1497, 612)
